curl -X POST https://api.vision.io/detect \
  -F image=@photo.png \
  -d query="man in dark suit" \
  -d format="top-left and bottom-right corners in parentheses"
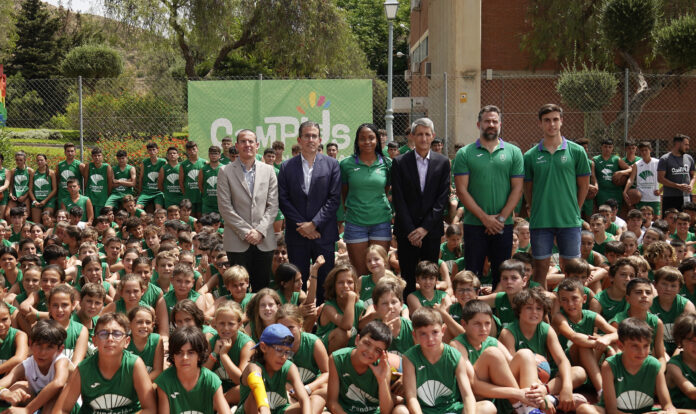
top-left (391, 118), bottom-right (451, 296)
top-left (278, 121), bottom-right (341, 303)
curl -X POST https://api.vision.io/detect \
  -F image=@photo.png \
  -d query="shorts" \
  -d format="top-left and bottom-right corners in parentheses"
top-left (105, 193), bottom-right (127, 208)
top-left (137, 192), bottom-right (164, 208)
top-left (35, 198), bottom-right (56, 210)
top-left (202, 201), bottom-right (219, 214)
top-left (163, 194), bottom-right (183, 208)
top-left (636, 201), bottom-right (661, 217)
top-left (190, 201), bottom-right (202, 214)
top-left (530, 227), bottom-right (581, 260)
top-left (344, 221), bottom-right (392, 244)
top-left (0, 191), bottom-right (8, 206)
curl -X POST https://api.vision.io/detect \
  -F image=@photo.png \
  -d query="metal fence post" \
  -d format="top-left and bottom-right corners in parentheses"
top-left (78, 76), bottom-right (84, 162)
top-left (624, 68), bottom-right (629, 143)
top-left (444, 72), bottom-right (448, 157)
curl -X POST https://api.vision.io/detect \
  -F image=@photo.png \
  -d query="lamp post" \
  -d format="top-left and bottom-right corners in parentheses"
top-left (384, 0), bottom-right (399, 143)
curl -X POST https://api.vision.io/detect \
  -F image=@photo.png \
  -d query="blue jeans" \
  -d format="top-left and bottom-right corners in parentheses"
top-left (463, 224), bottom-right (513, 290)
top-left (530, 227), bottom-right (581, 259)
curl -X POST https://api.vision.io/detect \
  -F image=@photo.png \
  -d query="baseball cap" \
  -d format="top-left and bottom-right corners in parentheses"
top-left (252, 324), bottom-right (294, 349)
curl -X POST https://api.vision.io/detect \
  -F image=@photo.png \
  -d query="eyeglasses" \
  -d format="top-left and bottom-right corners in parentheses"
top-left (271, 345), bottom-right (294, 358)
top-left (218, 262), bottom-right (230, 268)
top-left (96, 330), bottom-right (126, 341)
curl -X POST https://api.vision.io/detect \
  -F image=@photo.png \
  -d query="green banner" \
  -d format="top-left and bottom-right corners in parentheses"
top-left (188, 79), bottom-right (373, 159)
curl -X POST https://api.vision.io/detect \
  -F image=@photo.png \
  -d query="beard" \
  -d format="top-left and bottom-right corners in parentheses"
top-left (481, 129), bottom-right (498, 141)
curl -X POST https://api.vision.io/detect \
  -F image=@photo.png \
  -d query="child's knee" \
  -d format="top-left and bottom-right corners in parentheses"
top-left (476, 400), bottom-right (497, 414)
top-left (392, 404), bottom-right (410, 414)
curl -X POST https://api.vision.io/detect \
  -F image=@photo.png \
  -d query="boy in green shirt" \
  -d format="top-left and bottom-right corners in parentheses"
top-left (105, 150), bottom-right (136, 208)
top-left (198, 146), bottom-right (221, 215)
top-left (56, 143), bottom-right (84, 207)
top-left (581, 318), bottom-right (676, 414)
top-left (651, 266), bottom-right (696, 356)
top-left (179, 141), bottom-right (207, 218)
top-left (159, 146), bottom-right (184, 208)
top-left (137, 142), bottom-right (166, 211)
top-left (83, 147), bottom-right (112, 219)
top-left (591, 257), bottom-right (637, 322)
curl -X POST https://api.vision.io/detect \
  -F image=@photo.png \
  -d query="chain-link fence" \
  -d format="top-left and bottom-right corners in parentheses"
top-left (4, 71), bottom-right (696, 158)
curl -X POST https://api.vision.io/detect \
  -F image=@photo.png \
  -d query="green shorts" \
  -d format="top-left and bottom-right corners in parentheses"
top-left (189, 201), bottom-right (202, 214)
top-left (163, 193), bottom-right (184, 209)
top-left (202, 201), bottom-right (219, 214)
top-left (636, 201), bottom-right (661, 217)
top-left (35, 198), bottom-right (56, 210)
top-left (137, 192), bottom-right (164, 208)
top-left (105, 193), bottom-right (127, 208)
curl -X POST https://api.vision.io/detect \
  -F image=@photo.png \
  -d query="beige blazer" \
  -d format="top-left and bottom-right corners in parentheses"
top-left (217, 159), bottom-right (278, 252)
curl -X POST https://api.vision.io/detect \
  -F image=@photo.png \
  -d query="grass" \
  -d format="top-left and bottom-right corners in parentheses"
top-left (10, 137), bottom-right (71, 145)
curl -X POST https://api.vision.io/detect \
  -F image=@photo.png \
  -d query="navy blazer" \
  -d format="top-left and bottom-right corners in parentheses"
top-left (277, 153), bottom-right (341, 245)
top-left (391, 150), bottom-right (451, 240)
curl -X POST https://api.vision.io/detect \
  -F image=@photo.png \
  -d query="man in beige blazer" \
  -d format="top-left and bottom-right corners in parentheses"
top-left (217, 129), bottom-right (279, 291)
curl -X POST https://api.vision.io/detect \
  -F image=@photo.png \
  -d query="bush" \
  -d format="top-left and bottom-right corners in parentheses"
top-left (0, 132), bottom-right (16, 168)
top-left (656, 14), bottom-right (696, 70)
top-left (600, 0), bottom-right (659, 52)
top-left (61, 44), bottom-right (123, 79)
top-left (556, 67), bottom-right (618, 112)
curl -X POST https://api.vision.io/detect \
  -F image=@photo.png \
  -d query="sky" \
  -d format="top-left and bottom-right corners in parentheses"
top-left (44, 0), bottom-right (103, 15)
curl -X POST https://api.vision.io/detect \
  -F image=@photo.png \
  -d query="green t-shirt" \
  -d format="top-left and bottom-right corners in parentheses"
top-left (523, 138), bottom-right (591, 229)
top-left (112, 164), bottom-right (134, 195)
top-left (208, 330), bottom-right (253, 389)
top-left (162, 163), bottom-right (183, 206)
top-left (238, 360), bottom-right (291, 414)
top-left (127, 333), bottom-right (160, 373)
top-left (651, 294), bottom-right (688, 355)
top-left (155, 366), bottom-right (222, 414)
top-left (315, 299), bottom-right (366, 346)
top-left (86, 163), bottom-right (109, 207)
top-left (180, 158), bottom-right (207, 203)
top-left (386, 317), bottom-right (414, 356)
top-left (452, 139), bottom-right (524, 226)
top-left (609, 310), bottom-right (659, 350)
top-left (494, 292), bottom-right (516, 325)
top-left (399, 144), bottom-right (412, 154)
top-left (671, 231), bottom-right (696, 243)
top-left (358, 274), bottom-right (377, 307)
top-left (668, 353), bottom-right (696, 409)
top-left (63, 195), bottom-right (89, 222)
top-left (141, 157), bottom-right (166, 194)
top-left (453, 334), bottom-right (498, 365)
top-left (505, 320), bottom-right (550, 357)
top-left (593, 154), bottom-right (622, 193)
top-left (413, 290), bottom-right (447, 308)
top-left (78, 350), bottom-right (142, 414)
top-left (331, 347), bottom-right (382, 413)
top-left (598, 353), bottom-right (660, 413)
top-left (594, 289), bottom-right (628, 322)
top-left (339, 155), bottom-right (392, 226)
top-left (292, 332), bottom-right (322, 384)
top-left (403, 344), bottom-right (464, 414)
top-left (0, 327), bottom-right (17, 363)
top-left (558, 309), bottom-right (597, 350)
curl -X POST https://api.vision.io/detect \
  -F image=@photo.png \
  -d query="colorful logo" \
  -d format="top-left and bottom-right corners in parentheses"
top-left (296, 91), bottom-right (330, 115)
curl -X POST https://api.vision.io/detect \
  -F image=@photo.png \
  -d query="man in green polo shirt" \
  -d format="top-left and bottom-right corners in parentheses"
top-left (453, 105), bottom-right (524, 290)
top-left (523, 104), bottom-right (591, 288)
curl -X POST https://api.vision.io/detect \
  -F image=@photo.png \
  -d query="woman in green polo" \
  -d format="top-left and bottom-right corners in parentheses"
top-left (339, 123), bottom-right (392, 277)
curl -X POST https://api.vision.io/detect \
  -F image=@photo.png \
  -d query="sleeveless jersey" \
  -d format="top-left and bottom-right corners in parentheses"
top-left (11, 167), bottom-right (29, 197)
top-left (331, 347), bottom-right (381, 413)
top-left (558, 309), bottom-right (597, 350)
top-left (635, 158), bottom-right (660, 202)
top-left (112, 165), bottom-right (134, 195)
top-left (201, 163), bottom-right (220, 203)
top-left (413, 290), bottom-right (447, 308)
top-left (0, 168), bottom-right (7, 202)
top-left (23, 353), bottom-right (70, 394)
top-left (358, 275), bottom-right (376, 307)
top-left (651, 294), bottom-right (688, 355)
top-left (155, 366), bottom-right (221, 414)
top-left (0, 327), bottom-right (18, 365)
top-left (403, 344), bottom-right (464, 414)
top-left (86, 163), bottom-right (109, 207)
top-left (291, 332), bottom-right (322, 384)
top-left (276, 289), bottom-right (299, 306)
top-left (610, 310), bottom-right (659, 350)
top-left (595, 289), bottom-right (628, 322)
top-left (494, 292), bottom-right (515, 325)
top-left (162, 163), bottom-right (183, 205)
top-left (58, 159), bottom-right (82, 200)
top-left (64, 195), bottom-right (89, 222)
top-left (140, 283), bottom-right (162, 309)
top-left (141, 158), bottom-right (166, 194)
top-left (32, 169), bottom-right (52, 201)
top-left (78, 350), bottom-right (141, 414)
top-left (593, 154), bottom-right (622, 192)
top-left (208, 331), bottom-right (253, 389)
top-left (180, 158), bottom-right (207, 202)
top-left (63, 319), bottom-right (85, 360)
top-left (238, 360), bottom-right (291, 414)
top-left (127, 333), bottom-right (160, 373)
top-left (668, 353), bottom-right (696, 409)
top-left (506, 320), bottom-right (550, 357)
top-left (454, 334), bottom-right (498, 365)
top-left (599, 353), bottom-right (660, 413)
top-left (448, 302), bottom-right (463, 324)
top-left (315, 299), bottom-right (365, 346)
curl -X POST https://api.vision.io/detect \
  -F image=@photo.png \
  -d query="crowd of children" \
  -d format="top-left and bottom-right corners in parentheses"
top-left (0, 137), bottom-right (694, 414)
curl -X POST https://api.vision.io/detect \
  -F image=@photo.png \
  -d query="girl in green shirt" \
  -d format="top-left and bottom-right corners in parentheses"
top-left (274, 263), bottom-right (305, 306)
top-left (156, 326), bottom-right (230, 414)
top-left (0, 302), bottom-right (28, 376)
top-left (48, 284), bottom-right (89, 367)
top-left (171, 299), bottom-right (217, 342)
top-left (127, 306), bottom-right (164, 382)
top-left (53, 312), bottom-right (156, 414)
top-left (7, 151), bottom-right (33, 216)
top-left (356, 245), bottom-right (389, 308)
top-left (30, 153), bottom-right (57, 223)
top-left (238, 323), bottom-right (310, 414)
top-left (276, 304), bottom-right (329, 411)
top-left (245, 289), bottom-right (282, 343)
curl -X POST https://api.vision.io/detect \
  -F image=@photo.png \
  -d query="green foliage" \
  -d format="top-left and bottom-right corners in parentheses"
top-left (94, 135), bottom-right (188, 174)
top-left (60, 44), bottom-right (124, 78)
top-left (61, 92), bottom-right (184, 139)
top-left (0, 131), bottom-right (16, 169)
top-left (600, 0), bottom-right (659, 53)
top-left (0, 0), bottom-right (16, 61)
top-left (8, 0), bottom-right (62, 79)
top-left (556, 67), bottom-right (618, 112)
top-left (6, 89), bottom-right (44, 128)
top-left (656, 14), bottom-right (696, 70)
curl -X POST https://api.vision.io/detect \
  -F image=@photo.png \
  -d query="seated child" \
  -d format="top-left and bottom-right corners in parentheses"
top-left (158, 263), bottom-right (213, 331)
top-left (0, 300), bottom-right (27, 377)
top-left (479, 260), bottom-right (529, 327)
top-left (213, 265), bottom-right (254, 311)
top-left (666, 313), bottom-right (696, 410)
top-left (127, 305), bottom-right (164, 381)
top-left (580, 318), bottom-right (676, 414)
top-left (238, 324), bottom-right (309, 413)
top-left (406, 261), bottom-right (450, 314)
top-left (0, 320), bottom-right (68, 413)
top-left (71, 282), bottom-right (105, 348)
top-left (591, 257), bottom-right (637, 322)
top-left (651, 266), bottom-right (695, 356)
top-left (357, 245), bottom-right (390, 307)
top-left (274, 263), bottom-right (307, 306)
top-left (171, 298), bottom-right (217, 340)
top-left (155, 326), bottom-right (231, 414)
top-left (245, 289), bottom-right (282, 343)
top-left (360, 277), bottom-right (414, 355)
top-left (53, 312), bottom-right (156, 413)
top-left (402, 307), bottom-right (493, 414)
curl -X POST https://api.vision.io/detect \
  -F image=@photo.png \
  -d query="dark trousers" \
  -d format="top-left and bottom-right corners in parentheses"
top-left (227, 246), bottom-right (274, 293)
top-left (463, 224), bottom-right (513, 290)
top-left (397, 233), bottom-right (440, 297)
top-left (663, 196), bottom-right (685, 215)
top-left (287, 238), bottom-right (335, 304)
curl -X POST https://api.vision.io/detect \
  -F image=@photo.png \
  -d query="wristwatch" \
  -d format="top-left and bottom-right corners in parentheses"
top-left (496, 215), bottom-right (505, 223)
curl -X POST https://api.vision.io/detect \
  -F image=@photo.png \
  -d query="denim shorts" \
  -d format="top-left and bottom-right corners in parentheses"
top-left (344, 221), bottom-right (392, 243)
top-left (530, 227), bottom-right (581, 260)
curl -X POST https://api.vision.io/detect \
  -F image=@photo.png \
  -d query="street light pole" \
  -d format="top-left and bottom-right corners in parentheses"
top-left (384, 0), bottom-right (399, 143)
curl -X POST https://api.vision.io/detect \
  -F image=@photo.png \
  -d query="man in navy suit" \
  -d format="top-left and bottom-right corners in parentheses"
top-left (278, 121), bottom-right (341, 303)
top-left (391, 118), bottom-right (451, 296)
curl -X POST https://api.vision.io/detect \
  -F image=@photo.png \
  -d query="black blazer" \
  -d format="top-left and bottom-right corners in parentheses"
top-left (391, 150), bottom-right (451, 240)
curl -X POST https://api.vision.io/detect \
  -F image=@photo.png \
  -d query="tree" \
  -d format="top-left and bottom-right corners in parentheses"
top-left (525, 0), bottom-right (696, 143)
top-left (103, 0), bottom-right (371, 78)
top-left (61, 44), bottom-right (123, 79)
top-left (0, 0), bottom-right (16, 62)
top-left (8, 0), bottom-right (62, 79)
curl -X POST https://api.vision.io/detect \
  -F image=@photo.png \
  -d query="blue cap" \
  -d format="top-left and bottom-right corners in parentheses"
top-left (252, 324), bottom-right (294, 349)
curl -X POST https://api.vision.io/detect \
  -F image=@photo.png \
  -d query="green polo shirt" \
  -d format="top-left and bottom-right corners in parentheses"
top-left (339, 155), bottom-right (392, 226)
top-left (524, 138), bottom-right (590, 229)
top-left (452, 138), bottom-right (524, 226)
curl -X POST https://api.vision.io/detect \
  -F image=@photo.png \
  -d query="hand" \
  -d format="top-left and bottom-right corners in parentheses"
top-left (558, 387), bottom-right (574, 412)
top-left (310, 255), bottom-right (326, 274)
top-left (679, 183), bottom-right (692, 193)
top-left (300, 301), bottom-right (317, 318)
top-left (654, 189), bottom-right (661, 196)
top-left (368, 350), bottom-right (391, 384)
top-left (344, 291), bottom-right (358, 303)
top-left (297, 222), bottom-right (319, 239)
top-left (244, 229), bottom-right (263, 245)
top-left (218, 338), bottom-right (233, 354)
top-left (407, 227), bottom-right (428, 247)
top-left (623, 192), bottom-right (631, 204)
top-left (1, 389), bottom-right (31, 405)
top-left (7, 407), bottom-right (30, 414)
top-left (594, 335), bottom-right (611, 352)
top-left (481, 214), bottom-right (504, 235)
top-left (390, 376), bottom-right (405, 397)
top-left (521, 385), bottom-right (545, 408)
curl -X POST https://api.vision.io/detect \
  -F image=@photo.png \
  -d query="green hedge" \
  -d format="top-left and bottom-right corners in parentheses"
top-left (2, 127), bottom-right (80, 143)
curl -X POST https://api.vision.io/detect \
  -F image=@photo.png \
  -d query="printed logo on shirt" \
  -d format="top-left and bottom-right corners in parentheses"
top-left (170, 392), bottom-right (179, 399)
top-left (418, 365), bottom-right (426, 371)
top-left (90, 382), bottom-right (100, 388)
top-left (617, 376), bottom-right (624, 382)
top-left (561, 155), bottom-right (567, 163)
top-left (477, 153), bottom-right (484, 157)
top-left (500, 153), bottom-right (506, 161)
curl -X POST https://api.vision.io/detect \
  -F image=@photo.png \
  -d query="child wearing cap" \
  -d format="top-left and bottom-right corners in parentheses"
top-left (238, 323), bottom-right (310, 414)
